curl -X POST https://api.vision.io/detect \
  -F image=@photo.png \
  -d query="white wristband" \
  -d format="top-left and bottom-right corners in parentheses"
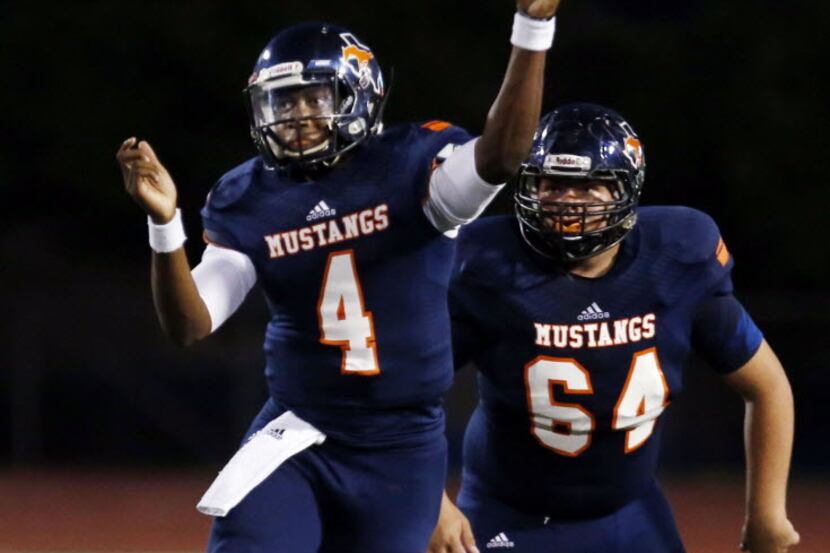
top-left (148, 208), bottom-right (187, 253)
top-left (511, 12), bottom-right (556, 51)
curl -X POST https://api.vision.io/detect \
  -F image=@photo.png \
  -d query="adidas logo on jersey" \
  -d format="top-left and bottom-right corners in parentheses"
top-left (265, 427), bottom-right (286, 440)
top-left (306, 201), bottom-right (336, 222)
top-left (486, 532), bottom-right (515, 549)
top-left (577, 302), bottom-right (610, 321)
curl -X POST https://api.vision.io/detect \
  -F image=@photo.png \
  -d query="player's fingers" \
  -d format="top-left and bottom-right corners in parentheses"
top-left (117, 136), bottom-right (136, 156)
top-left (787, 530), bottom-right (801, 546)
top-left (116, 138), bottom-right (137, 171)
top-left (121, 136), bottom-right (137, 148)
top-left (117, 147), bottom-right (146, 175)
top-left (445, 536), bottom-right (467, 553)
top-left (138, 140), bottom-right (160, 164)
top-left (127, 165), bottom-right (155, 187)
top-left (126, 161), bottom-right (161, 192)
top-left (426, 538), bottom-right (452, 553)
top-left (461, 521), bottom-right (480, 553)
top-left (125, 160), bottom-right (139, 194)
top-left (130, 156), bottom-right (159, 171)
top-left (119, 147), bottom-right (145, 161)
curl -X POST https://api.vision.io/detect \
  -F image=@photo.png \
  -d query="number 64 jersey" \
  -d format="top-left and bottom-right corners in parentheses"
top-left (450, 208), bottom-right (763, 519)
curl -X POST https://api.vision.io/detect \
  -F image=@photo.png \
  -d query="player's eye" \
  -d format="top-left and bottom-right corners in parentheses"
top-left (543, 182), bottom-right (569, 195)
top-left (587, 183), bottom-right (609, 197)
top-left (276, 99), bottom-right (294, 112)
top-left (310, 93), bottom-right (333, 109)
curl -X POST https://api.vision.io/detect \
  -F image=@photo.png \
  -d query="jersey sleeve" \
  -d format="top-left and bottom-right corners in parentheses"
top-left (655, 207), bottom-right (735, 299)
top-left (691, 294), bottom-right (764, 374)
top-left (199, 163), bottom-right (257, 251)
top-left (409, 121), bottom-right (476, 202)
top-left (676, 209), bottom-right (763, 372)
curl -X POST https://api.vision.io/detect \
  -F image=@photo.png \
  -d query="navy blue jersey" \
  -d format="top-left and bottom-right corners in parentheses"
top-left (201, 122), bottom-right (473, 446)
top-left (450, 207), bottom-right (763, 518)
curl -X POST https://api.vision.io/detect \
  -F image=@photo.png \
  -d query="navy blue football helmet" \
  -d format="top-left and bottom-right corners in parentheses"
top-left (514, 103), bottom-right (646, 261)
top-left (245, 22), bottom-right (386, 169)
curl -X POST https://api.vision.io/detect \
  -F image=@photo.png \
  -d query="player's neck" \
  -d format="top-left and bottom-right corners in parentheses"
top-left (567, 244), bottom-right (621, 279)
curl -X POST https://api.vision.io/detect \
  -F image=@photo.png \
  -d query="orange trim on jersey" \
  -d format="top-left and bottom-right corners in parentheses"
top-left (316, 249), bottom-right (381, 376)
top-left (716, 237), bottom-right (730, 267)
top-left (611, 347), bottom-right (670, 454)
top-left (523, 355), bottom-right (595, 458)
top-left (421, 120), bottom-right (453, 132)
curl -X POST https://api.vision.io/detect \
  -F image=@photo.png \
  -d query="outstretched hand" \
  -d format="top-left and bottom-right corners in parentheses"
top-left (516, 0), bottom-right (561, 19)
top-left (116, 137), bottom-right (178, 224)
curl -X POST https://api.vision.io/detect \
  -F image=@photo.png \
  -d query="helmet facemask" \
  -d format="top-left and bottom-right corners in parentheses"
top-left (514, 169), bottom-right (640, 262)
top-left (247, 71), bottom-right (367, 168)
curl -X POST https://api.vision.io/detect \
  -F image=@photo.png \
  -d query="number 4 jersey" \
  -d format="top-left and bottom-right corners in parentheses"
top-left (450, 208), bottom-right (763, 518)
top-left (200, 122), bottom-right (472, 447)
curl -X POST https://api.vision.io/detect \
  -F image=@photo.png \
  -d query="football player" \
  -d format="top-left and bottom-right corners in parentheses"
top-left (428, 103), bottom-right (800, 553)
top-left (115, 2), bottom-right (562, 552)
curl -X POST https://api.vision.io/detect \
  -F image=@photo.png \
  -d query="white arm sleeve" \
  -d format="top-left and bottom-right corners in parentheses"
top-left (422, 137), bottom-right (505, 234)
top-left (191, 244), bottom-right (257, 333)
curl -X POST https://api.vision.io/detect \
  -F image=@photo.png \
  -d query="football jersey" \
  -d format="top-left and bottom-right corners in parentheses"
top-left (201, 122), bottom-right (472, 447)
top-left (450, 207), bottom-right (763, 518)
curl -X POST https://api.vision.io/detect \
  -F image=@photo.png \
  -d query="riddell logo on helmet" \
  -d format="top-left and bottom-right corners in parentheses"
top-left (544, 154), bottom-right (592, 171)
top-left (249, 61), bottom-right (304, 85)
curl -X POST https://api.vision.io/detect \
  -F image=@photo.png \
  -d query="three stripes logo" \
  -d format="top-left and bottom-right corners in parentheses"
top-left (486, 532), bottom-right (515, 549)
top-left (265, 427), bottom-right (286, 440)
top-left (577, 302), bottom-right (610, 321)
top-left (306, 201), bottom-right (336, 222)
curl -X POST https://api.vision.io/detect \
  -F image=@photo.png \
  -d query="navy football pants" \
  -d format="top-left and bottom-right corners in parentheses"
top-left (206, 402), bottom-right (447, 553)
top-left (457, 482), bottom-right (686, 553)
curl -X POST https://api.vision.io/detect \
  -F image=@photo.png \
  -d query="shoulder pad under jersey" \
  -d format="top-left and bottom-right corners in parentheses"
top-left (205, 157), bottom-right (262, 212)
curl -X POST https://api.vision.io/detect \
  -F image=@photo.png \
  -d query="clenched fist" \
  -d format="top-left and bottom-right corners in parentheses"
top-left (516, 0), bottom-right (561, 19)
top-left (116, 137), bottom-right (178, 224)
top-left (740, 516), bottom-right (800, 553)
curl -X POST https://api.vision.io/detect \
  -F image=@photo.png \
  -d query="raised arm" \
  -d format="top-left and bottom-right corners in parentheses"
top-left (475, 0), bottom-right (562, 183)
top-left (116, 137), bottom-right (212, 346)
top-left (423, 1), bottom-right (562, 233)
top-left (722, 340), bottom-right (800, 553)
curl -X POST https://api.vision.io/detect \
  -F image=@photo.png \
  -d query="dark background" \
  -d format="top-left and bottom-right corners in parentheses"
top-left (2, 0), bottom-right (828, 481)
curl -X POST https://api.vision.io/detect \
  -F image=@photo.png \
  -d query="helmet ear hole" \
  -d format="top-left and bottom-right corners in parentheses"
top-left (514, 103), bottom-right (645, 262)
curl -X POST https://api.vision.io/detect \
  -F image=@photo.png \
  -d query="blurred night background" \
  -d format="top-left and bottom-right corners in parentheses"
top-left (1, 0), bottom-right (829, 551)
